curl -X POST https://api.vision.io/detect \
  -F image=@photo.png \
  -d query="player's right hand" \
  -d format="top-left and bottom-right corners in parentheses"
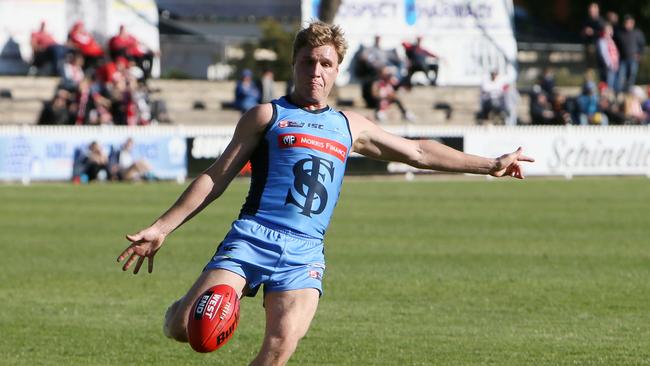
top-left (117, 227), bottom-right (166, 274)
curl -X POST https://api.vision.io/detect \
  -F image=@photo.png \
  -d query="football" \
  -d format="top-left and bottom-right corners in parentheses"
top-left (187, 284), bottom-right (240, 353)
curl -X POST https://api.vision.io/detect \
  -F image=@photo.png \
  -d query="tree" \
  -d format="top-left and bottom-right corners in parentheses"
top-left (318, 0), bottom-right (341, 24)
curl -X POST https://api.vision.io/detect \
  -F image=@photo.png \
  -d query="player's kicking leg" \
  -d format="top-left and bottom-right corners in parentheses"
top-left (249, 288), bottom-right (320, 366)
top-left (163, 268), bottom-right (247, 342)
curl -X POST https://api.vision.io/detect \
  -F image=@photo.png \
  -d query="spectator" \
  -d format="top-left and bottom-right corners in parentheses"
top-left (615, 15), bottom-right (646, 93)
top-left (30, 21), bottom-right (66, 76)
top-left (478, 69), bottom-right (506, 121)
top-left (67, 21), bottom-right (104, 70)
top-left (530, 93), bottom-right (555, 125)
top-left (596, 23), bottom-right (619, 91)
top-left (551, 94), bottom-right (574, 125)
top-left (642, 85), bottom-right (650, 123)
top-left (38, 89), bottom-right (71, 125)
top-left (108, 25), bottom-right (155, 79)
top-left (115, 138), bottom-right (155, 181)
top-left (371, 66), bottom-right (416, 122)
top-left (402, 36), bottom-right (439, 87)
top-left (75, 77), bottom-right (112, 125)
top-left (257, 68), bottom-right (275, 104)
top-left (234, 69), bottom-right (260, 114)
top-left (539, 67), bottom-right (556, 98)
top-left (622, 86), bottom-right (646, 124)
top-left (59, 52), bottom-right (85, 92)
top-left (582, 2), bottom-right (605, 68)
top-left (576, 81), bottom-right (607, 125)
top-left (598, 91), bottom-right (626, 125)
top-left (354, 36), bottom-right (405, 108)
top-left (82, 141), bottom-right (109, 181)
top-left (605, 11), bottom-right (621, 35)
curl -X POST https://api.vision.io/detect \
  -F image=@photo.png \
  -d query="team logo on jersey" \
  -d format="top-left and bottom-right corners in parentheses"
top-left (278, 120), bottom-right (305, 128)
top-left (286, 155), bottom-right (334, 217)
top-left (278, 133), bottom-right (348, 162)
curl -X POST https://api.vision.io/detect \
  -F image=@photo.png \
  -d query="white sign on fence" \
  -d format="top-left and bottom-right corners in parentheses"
top-left (302, 0), bottom-right (517, 86)
top-left (464, 126), bottom-right (650, 177)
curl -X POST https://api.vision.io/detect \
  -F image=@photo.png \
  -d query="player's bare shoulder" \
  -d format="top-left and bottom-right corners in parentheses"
top-left (236, 103), bottom-right (274, 134)
top-left (340, 109), bottom-right (381, 152)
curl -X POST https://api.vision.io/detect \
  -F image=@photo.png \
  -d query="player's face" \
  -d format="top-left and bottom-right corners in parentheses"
top-left (292, 44), bottom-right (339, 108)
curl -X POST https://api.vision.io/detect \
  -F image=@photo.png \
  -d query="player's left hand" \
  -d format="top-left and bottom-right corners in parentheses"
top-left (490, 147), bottom-right (534, 179)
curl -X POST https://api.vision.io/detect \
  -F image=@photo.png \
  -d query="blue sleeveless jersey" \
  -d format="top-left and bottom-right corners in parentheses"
top-left (239, 96), bottom-right (353, 240)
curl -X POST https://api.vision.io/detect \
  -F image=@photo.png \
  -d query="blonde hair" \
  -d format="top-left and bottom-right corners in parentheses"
top-left (292, 21), bottom-right (348, 65)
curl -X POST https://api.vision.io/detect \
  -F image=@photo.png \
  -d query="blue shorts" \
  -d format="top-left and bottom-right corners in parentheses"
top-left (204, 217), bottom-right (326, 297)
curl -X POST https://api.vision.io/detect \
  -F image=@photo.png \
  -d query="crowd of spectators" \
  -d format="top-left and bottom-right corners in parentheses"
top-left (528, 3), bottom-right (648, 126)
top-left (351, 35), bottom-right (442, 122)
top-left (33, 21), bottom-right (167, 126)
top-left (72, 138), bottom-right (156, 183)
top-left (530, 68), bottom-right (650, 125)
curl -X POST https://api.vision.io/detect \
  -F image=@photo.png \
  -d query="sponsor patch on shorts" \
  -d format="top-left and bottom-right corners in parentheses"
top-left (308, 270), bottom-right (322, 281)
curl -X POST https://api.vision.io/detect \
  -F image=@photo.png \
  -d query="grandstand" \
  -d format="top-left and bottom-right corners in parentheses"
top-left (0, 75), bottom-right (535, 126)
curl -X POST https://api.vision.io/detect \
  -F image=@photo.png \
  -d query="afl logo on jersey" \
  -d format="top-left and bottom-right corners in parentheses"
top-left (283, 135), bottom-right (296, 145)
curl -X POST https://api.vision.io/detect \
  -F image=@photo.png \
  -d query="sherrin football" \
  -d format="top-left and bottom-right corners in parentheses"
top-left (187, 284), bottom-right (240, 353)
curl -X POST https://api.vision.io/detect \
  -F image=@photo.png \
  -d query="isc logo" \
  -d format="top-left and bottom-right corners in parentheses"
top-left (283, 135), bottom-right (296, 145)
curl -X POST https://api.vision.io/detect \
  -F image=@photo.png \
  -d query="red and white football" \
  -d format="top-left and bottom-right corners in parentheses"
top-left (187, 284), bottom-right (240, 353)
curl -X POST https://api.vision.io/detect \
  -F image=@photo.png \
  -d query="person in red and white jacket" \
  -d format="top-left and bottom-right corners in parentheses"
top-left (596, 22), bottom-right (619, 92)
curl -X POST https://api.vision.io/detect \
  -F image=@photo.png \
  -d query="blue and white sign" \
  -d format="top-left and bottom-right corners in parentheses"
top-left (0, 130), bottom-right (186, 181)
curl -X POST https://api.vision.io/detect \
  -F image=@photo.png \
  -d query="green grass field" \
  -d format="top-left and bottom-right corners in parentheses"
top-left (1, 177), bottom-right (649, 365)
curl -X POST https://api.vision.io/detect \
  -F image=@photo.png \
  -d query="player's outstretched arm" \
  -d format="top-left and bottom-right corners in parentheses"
top-left (345, 111), bottom-right (534, 177)
top-left (117, 104), bottom-right (273, 274)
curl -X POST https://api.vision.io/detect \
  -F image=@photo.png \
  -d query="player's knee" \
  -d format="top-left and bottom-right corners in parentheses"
top-left (264, 334), bottom-right (301, 360)
top-left (163, 300), bottom-right (189, 342)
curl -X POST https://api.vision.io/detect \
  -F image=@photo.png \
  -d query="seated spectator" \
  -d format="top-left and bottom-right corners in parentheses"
top-left (75, 77), bottom-right (113, 125)
top-left (67, 21), bottom-right (104, 70)
top-left (30, 21), bottom-right (66, 76)
top-left (623, 86), bottom-right (646, 124)
top-left (38, 89), bottom-right (71, 125)
top-left (551, 94), bottom-right (574, 125)
top-left (59, 52), bottom-right (85, 92)
top-left (402, 36), bottom-right (439, 87)
top-left (82, 141), bottom-right (109, 181)
top-left (353, 36), bottom-right (405, 108)
top-left (108, 25), bottom-right (155, 79)
top-left (114, 138), bottom-right (155, 181)
top-left (576, 81), bottom-right (608, 125)
top-left (539, 67), bottom-right (556, 99)
top-left (234, 69), bottom-right (260, 114)
top-left (598, 92), bottom-right (626, 125)
top-left (478, 69), bottom-right (506, 120)
top-left (530, 93), bottom-right (555, 125)
top-left (371, 66), bottom-right (416, 122)
top-left (641, 86), bottom-right (650, 123)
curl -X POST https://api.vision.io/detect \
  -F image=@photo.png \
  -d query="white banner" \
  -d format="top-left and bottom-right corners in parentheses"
top-left (302, 0), bottom-right (517, 86)
top-left (464, 126), bottom-right (650, 177)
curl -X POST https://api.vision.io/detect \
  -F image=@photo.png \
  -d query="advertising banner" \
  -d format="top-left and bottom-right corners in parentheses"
top-left (0, 132), bottom-right (186, 181)
top-left (464, 126), bottom-right (650, 177)
top-left (303, 0), bottom-right (517, 86)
